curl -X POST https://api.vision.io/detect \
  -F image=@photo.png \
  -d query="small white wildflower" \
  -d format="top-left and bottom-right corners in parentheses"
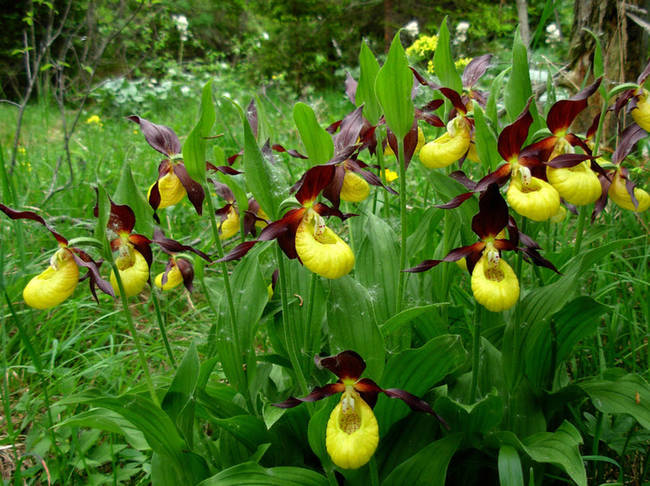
top-left (180, 86), bottom-right (191, 96)
top-left (456, 21), bottom-right (470, 34)
top-left (262, 31), bottom-right (269, 40)
top-left (404, 20), bottom-right (419, 37)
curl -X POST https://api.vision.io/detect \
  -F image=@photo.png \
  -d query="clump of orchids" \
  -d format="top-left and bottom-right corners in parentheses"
top-left (274, 350), bottom-right (443, 469)
top-left (407, 184), bottom-right (557, 312)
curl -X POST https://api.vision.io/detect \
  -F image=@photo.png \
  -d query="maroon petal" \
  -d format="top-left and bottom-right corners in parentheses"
top-left (435, 192), bottom-right (474, 209)
top-left (592, 174), bottom-right (611, 222)
top-left (206, 163), bottom-right (242, 175)
top-left (273, 382), bottom-right (345, 408)
top-left (272, 144), bottom-right (308, 159)
top-left (322, 165), bottom-right (345, 209)
top-left (586, 113), bottom-right (601, 141)
top-left (105, 198), bottom-right (136, 235)
top-left (152, 228), bottom-right (211, 261)
top-left (295, 165), bottom-right (336, 205)
top-left (545, 153), bottom-right (593, 168)
top-left (69, 250), bottom-right (115, 298)
top-left (449, 171), bottom-right (477, 190)
top-left (498, 101), bottom-right (533, 161)
top-left (212, 180), bottom-right (235, 202)
top-left (410, 67), bottom-right (441, 90)
top-left (462, 54), bottom-right (492, 88)
top-left (415, 108), bottom-right (445, 127)
top-left (127, 115), bottom-right (180, 156)
top-left (472, 184), bottom-right (509, 239)
top-left (218, 240), bottom-right (259, 262)
top-left (612, 124), bottom-right (648, 165)
top-left (382, 388), bottom-right (434, 414)
top-left (227, 150), bottom-right (243, 165)
top-left (173, 164), bottom-right (204, 216)
top-left (521, 247), bottom-right (560, 274)
top-left (403, 259), bottom-right (443, 273)
top-left (475, 164), bottom-right (513, 192)
top-left (347, 161), bottom-right (398, 195)
top-left (316, 350), bottom-right (366, 381)
top-left (0, 204), bottom-right (68, 246)
top-left (354, 377), bottom-right (383, 408)
top-left (546, 79), bottom-right (601, 134)
top-left (439, 87), bottom-right (467, 114)
top-left (129, 234), bottom-right (153, 269)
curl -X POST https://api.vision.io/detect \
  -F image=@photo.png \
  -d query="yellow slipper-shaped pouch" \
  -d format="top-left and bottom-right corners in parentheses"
top-left (419, 125), bottom-right (470, 169)
top-left (154, 264), bottom-right (183, 290)
top-left (326, 389), bottom-right (379, 470)
top-left (546, 162), bottom-right (601, 206)
top-left (147, 171), bottom-right (187, 209)
top-left (608, 171), bottom-right (650, 212)
top-left (219, 207), bottom-right (240, 240)
top-left (507, 176), bottom-right (560, 222)
top-left (294, 215), bottom-right (354, 279)
top-left (340, 170), bottom-right (370, 203)
top-left (110, 249), bottom-right (149, 297)
top-left (471, 253), bottom-right (519, 312)
top-left (23, 249), bottom-right (79, 310)
top-left (632, 89), bottom-right (650, 131)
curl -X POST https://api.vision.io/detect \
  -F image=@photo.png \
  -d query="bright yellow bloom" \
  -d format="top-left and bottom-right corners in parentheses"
top-left (85, 115), bottom-right (103, 126)
top-left (23, 248), bottom-right (79, 310)
top-left (406, 34), bottom-right (438, 60)
top-left (340, 170), bottom-right (370, 202)
top-left (219, 207), bottom-right (240, 240)
top-left (608, 170), bottom-right (650, 212)
top-left (546, 162), bottom-right (601, 206)
top-left (110, 249), bottom-right (149, 297)
top-left (384, 169), bottom-right (398, 183)
top-left (507, 175), bottom-right (560, 222)
top-left (147, 171), bottom-right (187, 209)
top-left (466, 141), bottom-right (480, 163)
top-left (154, 264), bottom-right (183, 290)
top-left (294, 210), bottom-right (354, 279)
top-left (471, 252), bottom-right (519, 312)
top-left (326, 387), bottom-right (379, 470)
top-left (419, 118), bottom-right (470, 169)
top-left (631, 89), bottom-right (650, 131)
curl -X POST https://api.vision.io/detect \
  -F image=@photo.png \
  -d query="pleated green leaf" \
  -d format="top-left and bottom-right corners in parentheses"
top-left (183, 81), bottom-right (216, 184)
top-left (293, 102), bottom-right (334, 166)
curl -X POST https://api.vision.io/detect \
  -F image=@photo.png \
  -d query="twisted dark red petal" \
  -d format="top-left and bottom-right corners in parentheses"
top-left (316, 350), bottom-right (366, 381)
top-left (472, 184), bottom-right (509, 239)
top-left (498, 101), bottom-right (533, 161)
top-left (0, 204), bottom-right (68, 246)
top-left (272, 383), bottom-right (345, 408)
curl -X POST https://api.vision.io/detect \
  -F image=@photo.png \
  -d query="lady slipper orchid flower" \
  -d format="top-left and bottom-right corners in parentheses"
top-left (212, 181), bottom-right (269, 239)
top-left (595, 124), bottom-right (650, 214)
top-left (523, 79), bottom-right (604, 206)
top-left (151, 229), bottom-right (211, 292)
top-left (407, 184), bottom-right (557, 312)
top-left (615, 60), bottom-right (650, 131)
top-left (219, 166), bottom-right (355, 279)
top-left (419, 88), bottom-right (472, 169)
top-left (1, 204), bottom-right (113, 309)
top-left (273, 350), bottom-right (440, 470)
top-left (128, 116), bottom-right (204, 219)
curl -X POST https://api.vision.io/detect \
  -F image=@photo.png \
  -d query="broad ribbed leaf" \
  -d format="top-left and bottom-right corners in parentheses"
top-left (197, 463), bottom-right (328, 486)
top-left (434, 392), bottom-right (504, 441)
top-left (523, 297), bottom-right (607, 391)
top-left (183, 81), bottom-right (216, 184)
top-left (293, 102), bottom-right (334, 166)
top-left (356, 41), bottom-right (382, 124)
top-left (211, 415), bottom-right (274, 451)
top-left (433, 17), bottom-right (462, 93)
top-left (307, 396), bottom-right (337, 468)
top-left (152, 451), bottom-right (209, 486)
top-left (382, 434), bottom-right (462, 485)
top-left (56, 408), bottom-right (148, 450)
top-left (113, 162), bottom-right (153, 235)
top-left (504, 29), bottom-right (541, 131)
top-left (498, 446), bottom-right (524, 486)
top-left (580, 374), bottom-right (650, 429)
top-left (328, 277), bottom-right (384, 379)
top-left (472, 103), bottom-right (499, 170)
top-left (497, 421), bottom-right (587, 486)
top-left (375, 33), bottom-right (414, 139)
top-left (374, 334), bottom-right (466, 435)
top-left (380, 304), bottom-right (446, 335)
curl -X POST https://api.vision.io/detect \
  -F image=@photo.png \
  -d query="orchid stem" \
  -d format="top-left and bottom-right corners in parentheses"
top-left (396, 138), bottom-right (408, 312)
top-left (470, 303), bottom-right (483, 403)
top-left (304, 272), bottom-right (319, 359)
top-left (151, 289), bottom-right (176, 367)
top-left (110, 264), bottom-right (159, 406)
top-left (369, 456), bottom-right (380, 486)
top-left (275, 246), bottom-right (310, 397)
top-left (204, 184), bottom-right (250, 402)
top-left (375, 129), bottom-right (390, 220)
top-left (573, 205), bottom-right (588, 257)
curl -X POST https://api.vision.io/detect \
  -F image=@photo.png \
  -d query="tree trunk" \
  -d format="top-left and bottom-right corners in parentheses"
top-left (567, 0), bottom-right (648, 138)
top-left (516, 0), bottom-right (530, 46)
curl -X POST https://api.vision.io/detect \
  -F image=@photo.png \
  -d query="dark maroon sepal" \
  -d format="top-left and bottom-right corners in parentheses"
top-left (152, 228), bottom-right (211, 261)
top-left (386, 120), bottom-right (420, 168)
top-left (212, 180), bottom-right (235, 202)
top-left (498, 101), bottom-right (533, 161)
top-left (322, 165), bottom-right (345, 209)
top-left (206, 163), bottom-right (242, 175)
top-left (316, 350), bottom-right (366, 381)
top-left (449, 171), bottom-right (477, 190)
top-left (382, 387), bottom-right (434, 414)
top-left (435, 192), bottom-right (474, 209)
top-left (227, 150), bottom-right (243, 165)
top-left (592, 174), bottom-right (611, 222)
top-left (295, 165), bottom-right (336, 205)
top-left (612, 124), bottom-right (648, 164)
top-left (215, 203), bottom-right (233, 221)
top-left (148, 179), bottom-right (162, 219)
top-left (545, 153), bottom-right (593, 168)
top-left (105, 198), bottom-right (136, 235)
top-left (173, 164), bottom-right (204, 215)
top-left (475, 164), bottom-right (513, 192)
top-left (472, 184), bottom-right (509, 239)
top-left (128, 115), bottom-right (180, 156)
top-left (128, 234), bottom-right (153, 269)
top-left (0, 204), bottom-right (68, 246)
top-left (410, 67), bottom-right (440, 90)
top-left (218, 240), bottom-right (259, 263)
top-left (439, 87), bottom-right (467, 114)
top-left (347, 160), bottom-right (398, 195)
top-left (462, 54), bottom-right (492, 88)
top-left (415, 108), bottom-right (445, 127)
top-left (273, 383), bottom-right (346, 408)
top-left (403, 259), bottom-right (443, 273)
top-left (176, 257), bottom-right (195, 292)
top-left (546, 78), bottom-right (601, 134)
top-left (618, 168), bottom-right (641, 209)
top-left (586, 113), bottom-right (601, 141)
top-left (313, 202), bottom-right (353, 221)
top-left (521, 247), bottom-right (560, 274)
top-left (334, 106), bottom-right (365, 153)
top-left (345, 71), bottom-right (358, 104)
